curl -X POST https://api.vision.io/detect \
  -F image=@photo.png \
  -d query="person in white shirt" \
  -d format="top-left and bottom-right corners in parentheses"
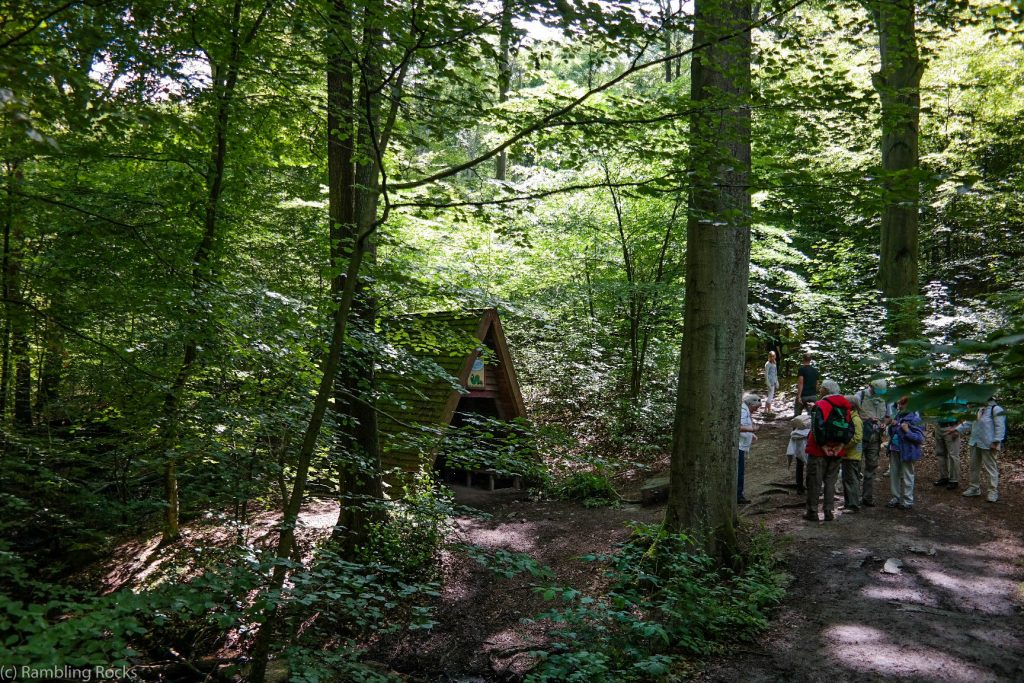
top-left (961, 397), bottom-right (1007, 502)
top-left (764, 352), bottom-right (779, 412)
top-left (738, 393), bottom-right (761, 505)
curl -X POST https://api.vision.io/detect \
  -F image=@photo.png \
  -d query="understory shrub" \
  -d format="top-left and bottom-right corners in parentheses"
top-left (354, 470), bottom-right (455, 581)
top-left (526, 523), bottom-right (787, 682)
top-left (436, 414), bottom-right (548, 483)
top-left (1, 474), bottom-right (452, 677)
top-left (0, 558), bottom-right (262, 669)
top-left (550, 469), bottom-right (620, 508)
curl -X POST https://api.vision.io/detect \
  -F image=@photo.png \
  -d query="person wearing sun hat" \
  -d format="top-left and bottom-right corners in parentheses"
top-left (854, 378), bottom-right (891, 507)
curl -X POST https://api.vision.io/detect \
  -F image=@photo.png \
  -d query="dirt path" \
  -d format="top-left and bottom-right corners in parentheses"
top-left (378, 488), bottom-right (664, 679)
top-left (698, 411), bottom-right (1024, 682)
top-left (386, 408), bottom-right (1024, 682)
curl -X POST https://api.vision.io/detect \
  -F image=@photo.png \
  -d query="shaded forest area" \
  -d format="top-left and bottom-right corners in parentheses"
top-left (2, 0), bottom-right (1024, 680)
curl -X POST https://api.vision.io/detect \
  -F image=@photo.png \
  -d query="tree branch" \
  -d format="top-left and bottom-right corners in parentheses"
top-left (391, 174), bottom-right (674, 209)
top-left (1, 297), bottom-right (172, 383)
top-left (388, 0), bottom-right (809, 191)
top-left (0, 0), bottom-right (84, 51)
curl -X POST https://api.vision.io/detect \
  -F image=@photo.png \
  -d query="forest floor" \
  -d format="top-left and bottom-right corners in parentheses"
top-left (695, 406), bottom-right (1024, 683)
top-left (94, 401), bottom-right (1024, 682)
top-left (379, 402), bottom-right (1024, 682)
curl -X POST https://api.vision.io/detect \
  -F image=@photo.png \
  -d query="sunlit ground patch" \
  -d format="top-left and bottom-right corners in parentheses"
top-left (823, 623), bottom-right (1000, 682)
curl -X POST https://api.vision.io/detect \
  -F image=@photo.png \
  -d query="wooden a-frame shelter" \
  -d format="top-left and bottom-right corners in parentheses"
top-left (378, 309), bottom-right (527, 487)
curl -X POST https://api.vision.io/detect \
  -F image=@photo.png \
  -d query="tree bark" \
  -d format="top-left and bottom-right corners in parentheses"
top-left (1, 161), bottom-right (14, 420)
top-left (660, 0), bottom-right (674, 83)
top-left (247, 160), bottom-right (383, 683)
top-left (4, 161), bottom-right (32, 427)
top-left (663, 0), bottom-right (751, 562)
top-left (159, 0), bottom-right (272, 544)
top-left (494, 0), bottom-right (514, 180)
top-left (250, 2), bottom-right (414, 672)
top-left (325, 0), bottom-right (385, 558)
top-left (605, 167), bottom-right (641, 401)
top-left (868, 0), bottom-right (923, 331)
top-left (11, 317), bottom-right (31, 426)
top-left (36, 298), bottom-right (64, 423)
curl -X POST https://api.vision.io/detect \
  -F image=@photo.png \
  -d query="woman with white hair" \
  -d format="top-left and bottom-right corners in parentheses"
top-left (821, 378), bottom-right (841, 396)
top-left (738, 393), bottom-right (761, 505)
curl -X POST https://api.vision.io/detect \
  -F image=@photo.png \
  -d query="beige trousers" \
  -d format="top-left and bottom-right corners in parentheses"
top-left (969, 445), bottom-right (999, 494)
top-left (933, 427), bottom-right (961, 482)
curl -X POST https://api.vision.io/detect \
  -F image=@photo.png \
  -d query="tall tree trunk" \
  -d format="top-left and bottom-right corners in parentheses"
top-left (1, 161), bottom-right (14, 420)
top-left (247, 151), bottom-right (383, 683)
top-left (868, 0), bottom-right (923, 338)
top-left (159, 0), bottom-right (271, 544)
top-left (12, 319), bottom-right (31, 426)
top-left (250, 1), bottom-right (416, 672)
top-left (660, 0), bottom-right (674, 83)
top-left (12, 331), bottom-right (30, 428)
top-left (36, 298), bottom-right (64, 423)
top-left (326, 0), bottom-right (384, 558)
top-left (605, 167), bottom-right (642, 402)
top-left (494, 0), bottom-right (514, 180)
top-left (5, 161), bottom-right (31, 427)
top-left (675, 0), bottom-right (683, 80)
top-left (663, 0), bottom-right (751, 562)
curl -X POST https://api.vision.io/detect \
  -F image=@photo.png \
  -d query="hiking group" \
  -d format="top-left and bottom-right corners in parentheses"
top-left (738, 352), bottom-right (1007, 521)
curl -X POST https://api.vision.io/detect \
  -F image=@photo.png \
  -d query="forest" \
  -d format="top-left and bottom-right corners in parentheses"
top-left (2, 0), bottom-right (1024, 680)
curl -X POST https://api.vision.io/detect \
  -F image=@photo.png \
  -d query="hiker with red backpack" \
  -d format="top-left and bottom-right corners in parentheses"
top-left (886, 395), bottom-right (925, 510)
top-left (803, 380), bottom-right (855, 522)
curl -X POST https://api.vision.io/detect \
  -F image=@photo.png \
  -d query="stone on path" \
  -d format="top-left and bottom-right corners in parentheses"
top-left (881, 558), bottom-right (903, 574)
top-left (640, 476), bottom-right (670, 506)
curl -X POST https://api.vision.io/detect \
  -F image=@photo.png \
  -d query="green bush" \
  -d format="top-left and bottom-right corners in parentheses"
top-left (0, 560), bottom-right (261, 668)
top-left (526, 523), bottom-right (786, 682)
top-left (354, 470), bottom-right (454, 581)
top-left (287, 646), bottom-right (403, 683)
top-left (437, 415), bottom-right (547, 482)
top-left (550, 470), bottom-right (620, 508)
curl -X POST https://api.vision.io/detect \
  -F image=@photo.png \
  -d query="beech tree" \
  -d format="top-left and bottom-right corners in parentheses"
top-left (158, 0), bottom-right (277, 544)
top-left (868, 0), bottom-right (923, 299)
top-left (664, 0), bottom-right (752, 560)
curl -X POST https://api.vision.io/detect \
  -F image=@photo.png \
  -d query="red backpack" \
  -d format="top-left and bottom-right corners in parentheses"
top-left (812, 396), bottom-right (855, 454)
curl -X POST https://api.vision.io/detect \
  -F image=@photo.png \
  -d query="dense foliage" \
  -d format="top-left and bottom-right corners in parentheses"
top-left (2, 0), bottom-right (1023, 678)
top-left (528, 524), bottom-right (785, 681)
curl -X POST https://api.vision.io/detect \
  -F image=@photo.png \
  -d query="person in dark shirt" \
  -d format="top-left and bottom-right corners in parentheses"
top-left (793, 353), bottom-right (820, 418)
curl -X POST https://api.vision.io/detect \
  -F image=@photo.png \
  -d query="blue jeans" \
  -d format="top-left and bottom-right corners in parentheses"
top-left (738, 449), bottom-right (746, 500)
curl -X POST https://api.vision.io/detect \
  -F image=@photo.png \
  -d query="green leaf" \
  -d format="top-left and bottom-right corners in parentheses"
top-left (954, 383), bottom-right (998, 404)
